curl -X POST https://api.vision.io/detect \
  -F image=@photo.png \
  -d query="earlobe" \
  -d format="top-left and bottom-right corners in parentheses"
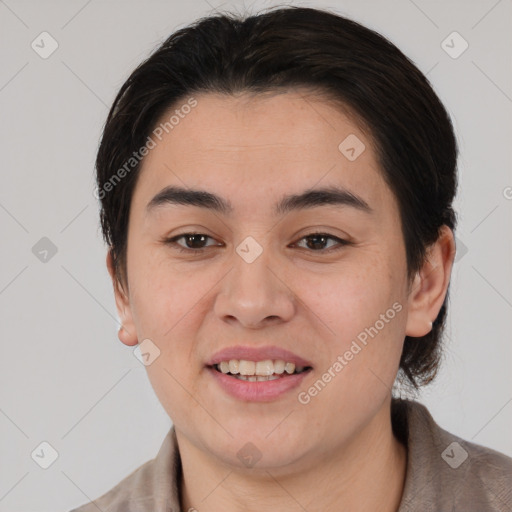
top-left (118, 325), bottom-right (138, 346)
top-left (106, 250), bottom-right (138, 346)
top-left (405, 226), bottom-right (455, 338)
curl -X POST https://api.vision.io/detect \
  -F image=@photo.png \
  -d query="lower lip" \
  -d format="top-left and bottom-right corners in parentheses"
top-left (207, 367), bottom-right (311, 402)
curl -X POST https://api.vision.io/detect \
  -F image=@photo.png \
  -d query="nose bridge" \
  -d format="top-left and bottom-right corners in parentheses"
top-left (214, 236), bottom-right (295, 327)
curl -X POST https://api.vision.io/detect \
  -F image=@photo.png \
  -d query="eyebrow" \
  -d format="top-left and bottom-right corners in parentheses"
top-left (145, 185), bottom-right (373, 216)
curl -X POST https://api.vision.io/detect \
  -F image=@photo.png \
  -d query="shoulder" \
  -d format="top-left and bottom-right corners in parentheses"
top-left (68, 427), bottom-right (181, 512)
top-left (68, 458), bottom-right (159, 512)
top-left (396, 399), bottom-right (512, 511)
top-left (444, 429), bottom-right (512, 510)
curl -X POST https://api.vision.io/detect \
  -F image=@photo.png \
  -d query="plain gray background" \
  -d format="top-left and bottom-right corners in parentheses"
top-left (0, 0), bottom-right (511, 510)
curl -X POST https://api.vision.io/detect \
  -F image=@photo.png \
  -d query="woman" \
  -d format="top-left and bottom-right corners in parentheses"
top-left (72, 6), bottom-right (512, 512)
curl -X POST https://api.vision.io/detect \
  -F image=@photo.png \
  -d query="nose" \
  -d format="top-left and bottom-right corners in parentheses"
top-left (213, 247), bottom-right (296, 329)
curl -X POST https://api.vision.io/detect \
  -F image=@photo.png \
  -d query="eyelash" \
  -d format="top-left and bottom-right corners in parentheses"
top-left (163, 232), bottom-right (350, 254)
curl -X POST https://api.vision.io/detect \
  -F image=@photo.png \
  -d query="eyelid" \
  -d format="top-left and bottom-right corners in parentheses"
top-left (164, 232), bottom-right (223, 251)
top-left (163, 231), bottom-right (351, 254)
top-left (291, 232), bottom-right (350, 252)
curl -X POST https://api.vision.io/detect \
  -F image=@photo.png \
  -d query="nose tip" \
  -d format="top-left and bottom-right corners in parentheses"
top-left (224, 306), bottom-right (284, 330)
top-left (224, 312), bottom-right (282, 330)
top-left (214, 260), bottom-right (296, 329)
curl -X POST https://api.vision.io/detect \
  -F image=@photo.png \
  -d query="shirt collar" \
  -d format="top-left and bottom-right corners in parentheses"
top-left (149, 399), bottom-right (452, 511)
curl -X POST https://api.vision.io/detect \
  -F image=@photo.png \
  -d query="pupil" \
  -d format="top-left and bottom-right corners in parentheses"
top-left (307, 234), bottom-right (326, 250)
top-left (187, 234), bottom-right (206, 248)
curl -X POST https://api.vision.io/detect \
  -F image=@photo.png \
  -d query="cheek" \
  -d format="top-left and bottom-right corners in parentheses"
top-left (301, 254), bottom-right (406, 385)
top-left (132, 258), bottom-right (208, 423)
top-left (128, 245), bottom-right (204, 338)
top-left (126, 252), bottom-right (210, 420)
top-left (144, 361), bottom-right (203, 431)
top-left (301, 259), bottom-right (398, 339)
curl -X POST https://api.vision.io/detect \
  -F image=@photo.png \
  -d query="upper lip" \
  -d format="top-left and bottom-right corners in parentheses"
top-left (206, 345), bottom-right (313, 368)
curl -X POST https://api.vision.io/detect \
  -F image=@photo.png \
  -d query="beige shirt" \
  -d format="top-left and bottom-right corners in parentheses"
top-left (70, 399), bottom-right (512, 511)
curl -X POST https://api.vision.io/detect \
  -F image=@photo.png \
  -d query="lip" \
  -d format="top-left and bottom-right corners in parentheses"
top-left (206, 345), bottom-right (313, 367)
top-left (205, 345), bottom-right (313, 402)
top-left (207, 366), bottom-right (312, 402)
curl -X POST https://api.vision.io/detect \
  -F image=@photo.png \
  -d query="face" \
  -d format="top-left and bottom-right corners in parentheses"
top-left (110, 89), bottom-right (439, 471)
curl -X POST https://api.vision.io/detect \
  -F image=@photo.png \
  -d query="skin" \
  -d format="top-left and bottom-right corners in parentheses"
top-left (107, 89), bottom-right (455, 512)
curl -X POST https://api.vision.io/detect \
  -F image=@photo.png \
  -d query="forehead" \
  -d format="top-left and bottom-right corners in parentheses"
top-left (132, 90), bottom-right (396, 220)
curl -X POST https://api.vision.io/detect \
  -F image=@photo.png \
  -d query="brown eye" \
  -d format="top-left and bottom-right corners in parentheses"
top-left (294, 233), bottom-right (349, 252)
top-left (164, 233), bottom-right (221, 252)
top-left (179, 234), bottom-right (209, 249)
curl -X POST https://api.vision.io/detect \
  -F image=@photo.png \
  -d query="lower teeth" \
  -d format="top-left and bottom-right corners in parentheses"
top-left (233, 374), bottom-right (290, 381)
top-left (212, 366), bottom-right (309, 381)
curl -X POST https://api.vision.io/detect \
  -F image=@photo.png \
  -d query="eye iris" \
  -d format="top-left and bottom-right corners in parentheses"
top-left (185, 234), bottom-right (207, 249)
top-left (307, 234), bottom-right (328, 250)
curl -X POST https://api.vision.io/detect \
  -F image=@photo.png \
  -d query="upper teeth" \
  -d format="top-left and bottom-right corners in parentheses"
top-left (216, 359), bottom-right (305, 376)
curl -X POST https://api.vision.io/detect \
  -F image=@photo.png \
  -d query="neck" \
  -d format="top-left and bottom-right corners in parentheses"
top-left (177, 398), bottom-right (407, 512)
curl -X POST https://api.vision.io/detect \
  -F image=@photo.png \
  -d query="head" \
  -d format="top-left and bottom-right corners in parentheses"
top-left (98, 6), bottom-right (457, 468)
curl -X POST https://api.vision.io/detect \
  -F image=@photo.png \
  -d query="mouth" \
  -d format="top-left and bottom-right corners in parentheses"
top-left (205, 351), bottom-right (314, 402)
top-left (205, 346), bottom-right (314, 401)
top-left (208, 359), bottom-right (313, 382)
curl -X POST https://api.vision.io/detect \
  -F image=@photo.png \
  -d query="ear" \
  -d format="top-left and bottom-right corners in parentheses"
top-left (106, 249), bottom-right (138, 346)
top-left (405, 225), bottom-right (456, 337)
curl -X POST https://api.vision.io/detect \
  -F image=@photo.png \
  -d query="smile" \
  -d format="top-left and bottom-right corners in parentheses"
top-left (214, 359), bottom-right (310, 381)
